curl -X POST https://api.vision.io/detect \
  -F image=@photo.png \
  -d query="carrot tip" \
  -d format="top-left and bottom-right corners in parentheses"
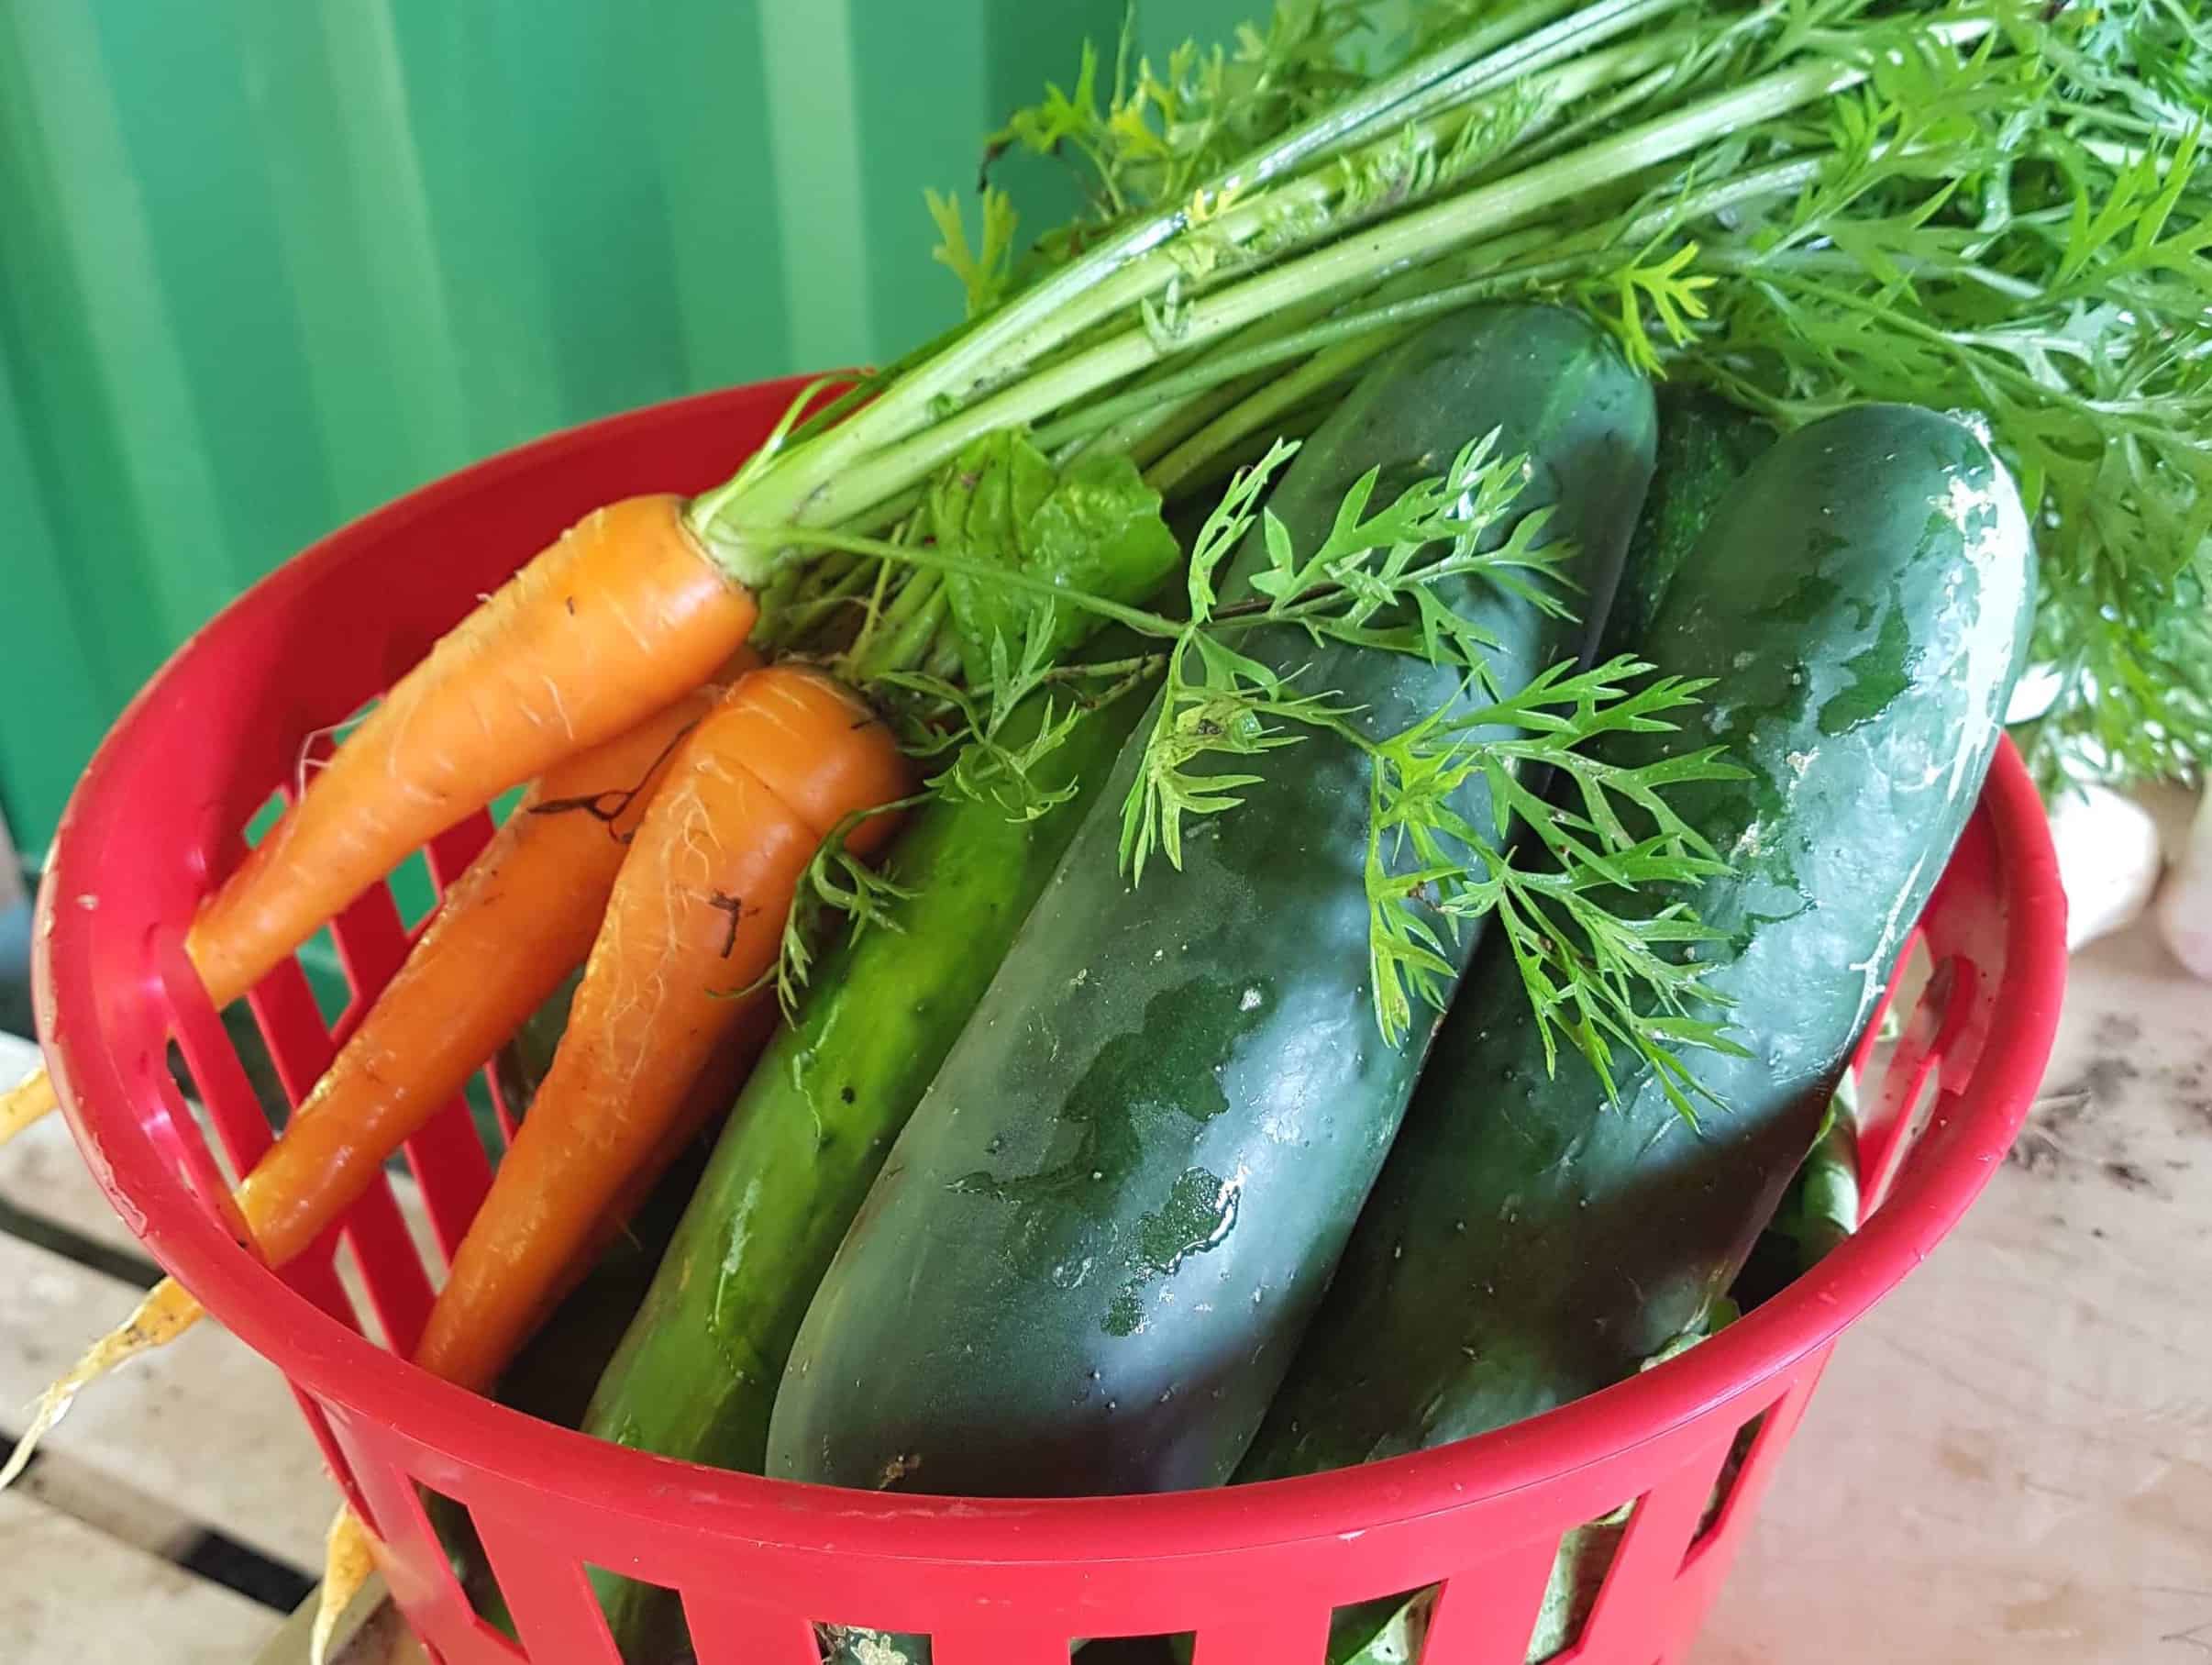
top-left (312, 1506), bottom-right (380, 1665)
top-left (0, 1067), bottom-right (58, 1149)
top-left (0, 1276), bottom-right (204, 1492)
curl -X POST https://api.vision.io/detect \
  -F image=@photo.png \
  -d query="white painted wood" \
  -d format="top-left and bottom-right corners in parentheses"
top-left (0, 1489), bottom-right (276, 1662)
top-left (0, 1232), bottom-right (333, 1569)
top-left (1696, 912), bottom-right (2212, 1664)
top-left (0, 1028), bottom-right (447, 1311)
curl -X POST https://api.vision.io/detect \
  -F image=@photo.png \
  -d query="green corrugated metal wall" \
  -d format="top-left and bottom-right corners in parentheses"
top-left (0, 0), bottom-right (1249, 862)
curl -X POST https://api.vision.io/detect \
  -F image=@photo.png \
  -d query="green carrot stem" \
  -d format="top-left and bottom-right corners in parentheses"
top-left (846, 571), bottom-right (950, 685)
top-left (699, 0), bottom-right (1678, 542)
top-left (747, 50), bottom-right (1885, 559)
top-left (750, 530), bottom-right (1179, 642)
top-left (1145, 326), bottom-right (1418, 499)
top-left (984, 16), bottom-right (1689, 411)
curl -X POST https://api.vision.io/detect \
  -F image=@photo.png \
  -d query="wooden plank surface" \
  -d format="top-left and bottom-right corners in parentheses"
top-left (0, 1029), bottom-right (463, 1660)
top-left (0, 1093), bottom-right (168, 1260)
top-left (2, 1026), bottom-right (345, 1571)
top-left (254, 1575), bottom-right (428, 1665)
top-left (1, 1027), bottom-right (318, 1657)
top-left (0, 1488), bottom-right (275, 1662)
top-left (0, 1229), bottom-right (336, 1569)
top-left (1694, 915), bottom-right (2212, 1663)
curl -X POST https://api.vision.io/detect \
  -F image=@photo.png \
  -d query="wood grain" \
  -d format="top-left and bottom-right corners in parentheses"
top-left (0, 1231), bottom-right (334, 1568)
top-left (1695, 916), bottom-right (2212, 1664)
top-left (0, 1489), bottom-right (276, 1662)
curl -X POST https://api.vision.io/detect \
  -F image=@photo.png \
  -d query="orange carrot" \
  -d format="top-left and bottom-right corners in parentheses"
top-left (315, 664), bottom-right (911, 1656)
top-left (2, 495), bottom-right (759, 1158)
top-left (540, 1001), bottom-right (778, 1338)
top-left (310, 1005), bottom-right (780, 1665)
top-left (0, 669), bottom-right (747, 1489)
top-left (409, 664), bottom-right (912, 1394)
top-left (189, 494), bottom-right (757, 1005)
top-left (233, 683), bottom-right (729, 1271)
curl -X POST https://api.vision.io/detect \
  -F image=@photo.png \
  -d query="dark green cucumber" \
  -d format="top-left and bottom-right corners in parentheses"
top-left (491, 967), bottom-right (579, 1122)
top-left (1337, 1083), bottom-right (1864, 1665)
top-left (1731, 1071), bottom-right (1863, 1307)
top-left (767, 305), bottom-right (1658, 1504)
top-left (1601, 387), bottom-right (1775, 658)
top-left (581, 681), bottom-right (1147, 1655)
top-left (1241, 405), bottom-right (2033, 1503)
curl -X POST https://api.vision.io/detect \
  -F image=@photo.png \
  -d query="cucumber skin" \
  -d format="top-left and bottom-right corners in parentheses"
top-left (1333, 1083), bottom-right (1864, 1665)
top-left (582, 688), bottom-right (1145, 1469)
top-left (768, 305), bottom-right (1658, 1503)
top-left (1600, 388), bottom-right (1775, 659)
top-left (578, 686), bottom-right (1148, 1656)
top-left (1241, 403), bottom-right (2035, 1489)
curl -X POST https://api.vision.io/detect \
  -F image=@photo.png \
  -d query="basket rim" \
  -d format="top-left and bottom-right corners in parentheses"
top-left (30, 380), bottom-right (2069, 1568)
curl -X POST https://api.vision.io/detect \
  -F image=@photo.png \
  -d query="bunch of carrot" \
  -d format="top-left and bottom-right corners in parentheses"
top-left (1, 480), bottom-right (924, 1648)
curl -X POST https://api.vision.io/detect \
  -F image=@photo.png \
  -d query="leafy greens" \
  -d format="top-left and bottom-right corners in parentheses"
top-left (696, 0), bottom-right (2209, 1096)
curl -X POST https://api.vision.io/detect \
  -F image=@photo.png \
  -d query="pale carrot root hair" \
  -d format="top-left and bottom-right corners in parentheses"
top-left (311, 1505), bottom-right (379, 1665)
top-left (0, 1071), bottom-right (56, 1149)
top-left (0, 1278), bottom-right (203, 1491)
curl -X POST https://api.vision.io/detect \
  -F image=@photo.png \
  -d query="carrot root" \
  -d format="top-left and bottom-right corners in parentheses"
top-left (188, 494), bottom-right (758, 1004)
top-left (409, 666), bottom-right (912, 1396)
top-left (231, 684), bottom-right (723, 1270)
top-left (0, 1276), bottom-right (204, 1490)
top-left (1, 674), bottom-right (752, 1501)
top-left (311, 1505), bottom-right (379, 1665)
top-left (0, 1068), bottom-right (57, 1149)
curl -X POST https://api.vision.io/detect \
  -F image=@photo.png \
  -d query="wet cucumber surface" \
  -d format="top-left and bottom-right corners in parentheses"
top-left (1242, 403), bottom-right (2036, 1487)
top-left (768, 305), bottom-right (1658, 1501)
top-left (580, 683), bottom-right (1149, 1658)
top-left (1601, 386), bottom-right (1776, 657)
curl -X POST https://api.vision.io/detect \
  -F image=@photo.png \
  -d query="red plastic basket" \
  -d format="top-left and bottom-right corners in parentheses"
top-left (32, 376), bottom-right (2067, 1665)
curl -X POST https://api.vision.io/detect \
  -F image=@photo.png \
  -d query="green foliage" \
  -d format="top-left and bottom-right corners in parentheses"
top-left (758, 812), bottom-right (923, 1023)
top-left (925, 430), bottom-right (1181, 686)
top-left (935, 0), bottom-right (2212, 790)
top-left (924, 187), bottom-right (1021, 318)
top-left (718, 0), bottom-right (2212, 1083)
top-left (878, 609), bottom-right (1104, 824)
top-left (766, 437), bottom-right (1740, 1093)
top-left (1107, 441), bottom-right (1741, 1088)
top-left (979, 2), bottom-right (1376, 262)
top-left (1379, 658), bottom-right (1750, 1111)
